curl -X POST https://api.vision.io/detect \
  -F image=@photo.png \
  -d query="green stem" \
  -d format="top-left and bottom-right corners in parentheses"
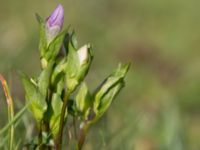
top-left (38, 122), bottom-right (43, 149)
top-left (55, 91), bottom-right (70, 150)
top-left (38, 89), bottom-right (52, 149)
top-left (73, 116), bottom-right (78, 140)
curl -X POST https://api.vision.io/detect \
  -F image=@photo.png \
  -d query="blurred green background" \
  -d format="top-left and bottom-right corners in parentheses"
top-left (1, 0), bottom-right (200, 149)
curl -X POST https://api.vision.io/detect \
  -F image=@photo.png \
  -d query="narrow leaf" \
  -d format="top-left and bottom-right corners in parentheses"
top-left (21, 73), bottom-right (47, 121)
top-left (38, 63), bottom-right (53, 97)
top-left (50, 93), bottom-right (63, 136)
top-left (75, 83), bottom-right (91, 113)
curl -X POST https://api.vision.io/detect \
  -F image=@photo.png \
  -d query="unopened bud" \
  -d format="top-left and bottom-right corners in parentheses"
top-left (77, 45), bottom-right (89, 65)
top-left (45, 4), bottom-right (64, 44)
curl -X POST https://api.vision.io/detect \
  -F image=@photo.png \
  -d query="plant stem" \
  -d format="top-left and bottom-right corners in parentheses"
top-left (38, 89), bottom-right (52, 149)
top-left (55, 91), bottom-right (70, 150)
top-left (78, 123), bottom-right (90, 150)
top-left (38, 122), bottom-right (43, 149)
top-left (73, 116), bottom-right (77, 140)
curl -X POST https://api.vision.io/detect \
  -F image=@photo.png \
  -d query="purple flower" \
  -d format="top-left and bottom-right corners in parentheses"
top-left (46, 4), bottom-right (64, 28)
top-left (46, 4), bottom-right (64, 44)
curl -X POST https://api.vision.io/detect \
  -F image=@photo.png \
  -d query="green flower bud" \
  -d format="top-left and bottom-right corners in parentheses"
top-left (45, 4), bottom-right (64, 44)
top-left (65, 43), bottom-right (93, 92)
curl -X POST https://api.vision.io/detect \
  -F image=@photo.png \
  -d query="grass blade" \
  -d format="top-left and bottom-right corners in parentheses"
top-left (0, 74), bottom-right (14, 150)
top-left (0, 104), bottom-right (27, 135)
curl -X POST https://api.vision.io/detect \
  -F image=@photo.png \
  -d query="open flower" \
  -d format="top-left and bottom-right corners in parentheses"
top-left (45, 4), bottom-right (64, 44)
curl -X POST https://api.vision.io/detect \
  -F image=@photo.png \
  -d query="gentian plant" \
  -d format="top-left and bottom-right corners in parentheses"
top-left (0, 4), bottom-right (130, 150)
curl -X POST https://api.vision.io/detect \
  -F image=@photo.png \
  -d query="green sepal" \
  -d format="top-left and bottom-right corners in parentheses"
top-left (71, 31), bottom-right (78, 49)
top-left (44, 29), bottom-right (67, 62)
top-left (93, 63), bottom-right (130, 118)
top-left (35, 13), bottom-right (47, 58)
top-left (65, 43), bottom-right (93, 92)
top-left (63, 30), bottom-right (78, 53)
top-left (77, 44), bottom-right (93, 80)
top-left (21, 73), bottom-right (47, 121)
top-left (75, 83), bottom-right (92, 116)
top-left (65, 42), bottom-right (80, 91)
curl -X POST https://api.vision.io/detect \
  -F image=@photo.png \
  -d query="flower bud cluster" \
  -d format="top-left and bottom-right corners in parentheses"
top-left (21, 4), bottom-right (130, 149)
